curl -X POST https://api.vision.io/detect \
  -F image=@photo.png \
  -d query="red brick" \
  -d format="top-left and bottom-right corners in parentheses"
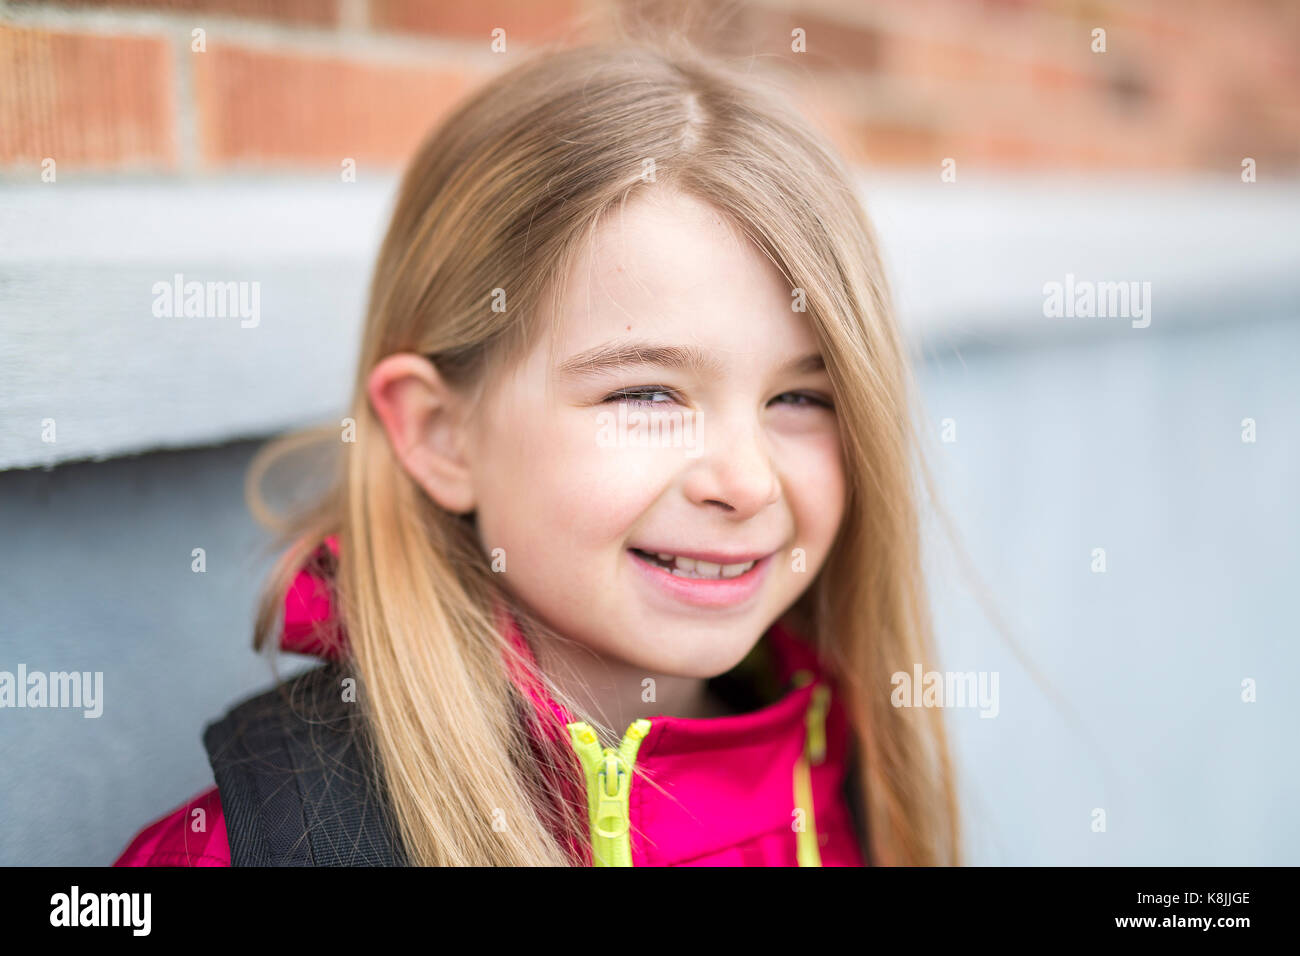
top-left (0, 23), bottom-right (176, 168)
top-left (371, 0), bottom-right (583, 43)
top-left (846, 118), bottom-right (944, 168)
top-left (192, 44), bottom-right (477, 167)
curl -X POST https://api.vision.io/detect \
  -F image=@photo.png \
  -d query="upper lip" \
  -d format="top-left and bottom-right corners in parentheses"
top-left (630, 545), bottom-right (774, 565)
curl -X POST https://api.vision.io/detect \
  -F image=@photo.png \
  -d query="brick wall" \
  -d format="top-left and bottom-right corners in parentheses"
top-left (1, 0), bottom-right (1296, 176)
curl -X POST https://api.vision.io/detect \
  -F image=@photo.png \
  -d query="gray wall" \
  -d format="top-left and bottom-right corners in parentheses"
top-left (920, 307), bottom-right (1299, 865)
top-left (2, 307), bottom-right (1296, 865)
top-left (0, 440), bottom-right (311, 866)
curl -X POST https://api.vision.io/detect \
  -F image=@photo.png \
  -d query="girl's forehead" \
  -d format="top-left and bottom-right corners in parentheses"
top-left (543, 194), bottom-right (801, 354)
top-left (575, 189), bottom-right (749, 278)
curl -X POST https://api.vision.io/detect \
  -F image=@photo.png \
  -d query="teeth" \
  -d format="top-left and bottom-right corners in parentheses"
top-left (633, 548), bottom-right (759, 579)
top-left (651, 551), bottom-right (756, 579)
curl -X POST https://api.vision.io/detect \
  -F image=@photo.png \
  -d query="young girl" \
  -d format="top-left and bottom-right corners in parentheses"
top-left (115, 36), bottom-right (960, 867)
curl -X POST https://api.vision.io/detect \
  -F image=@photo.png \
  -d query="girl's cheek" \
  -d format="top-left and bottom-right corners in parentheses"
top-left (581, 451), bottom-right (682, 542)
top-left (773, 423), bottom-right (842, 478)
top-left (522, 418), bottom-right (673, 543)
top-left (782, 433), bottom-right (847, 539)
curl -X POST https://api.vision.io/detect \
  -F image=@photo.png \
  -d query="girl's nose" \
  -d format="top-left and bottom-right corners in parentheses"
top-left (679, 419), bottom-right (781, 518)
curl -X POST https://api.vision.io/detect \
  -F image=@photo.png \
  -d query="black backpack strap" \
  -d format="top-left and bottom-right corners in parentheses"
top-left (202, 663), bottom-right (407, 866)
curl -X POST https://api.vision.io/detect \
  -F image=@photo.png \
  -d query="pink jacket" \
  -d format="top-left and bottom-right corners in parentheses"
top-left (115, 539), bottom-right (866, 866)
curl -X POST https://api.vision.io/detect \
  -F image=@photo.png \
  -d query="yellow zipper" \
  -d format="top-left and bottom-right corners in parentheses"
top-left (566, 674), bottom-right (832, 867)
top-left (566, 718), bottom-right (651, 866)
top-left (792, 671), bottom-right (832, 866)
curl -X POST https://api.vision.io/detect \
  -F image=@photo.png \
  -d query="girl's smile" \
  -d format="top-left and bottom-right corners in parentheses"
top-left (626, 545), bottom-right (777, 609)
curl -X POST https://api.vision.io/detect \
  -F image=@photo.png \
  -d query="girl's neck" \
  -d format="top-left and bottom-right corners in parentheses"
top-left (531, 631), bottom-right (735, 736)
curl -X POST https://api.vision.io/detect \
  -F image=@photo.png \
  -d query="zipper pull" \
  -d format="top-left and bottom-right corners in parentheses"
top-left (593, 752), bottom-right (630, 839)
top-left (594, 719), bottom-right (650, 838)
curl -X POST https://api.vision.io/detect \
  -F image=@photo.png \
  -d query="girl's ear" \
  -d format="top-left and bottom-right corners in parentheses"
top-left (367, 353), bottom-right (477, 515)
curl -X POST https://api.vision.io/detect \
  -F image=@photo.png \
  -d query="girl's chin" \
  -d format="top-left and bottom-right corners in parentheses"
top-left (602, 637), bottom-right (758, 682)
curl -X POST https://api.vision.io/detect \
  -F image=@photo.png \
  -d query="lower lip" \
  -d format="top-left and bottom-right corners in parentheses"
top-left (626, 549), bottom-right (773, 609)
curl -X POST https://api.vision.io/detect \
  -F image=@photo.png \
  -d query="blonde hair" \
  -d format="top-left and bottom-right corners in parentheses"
top-left (247, 35), bottom-right (961, 866)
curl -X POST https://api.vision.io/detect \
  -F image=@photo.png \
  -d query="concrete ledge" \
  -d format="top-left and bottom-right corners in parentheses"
top-left (1, 175), bottom-right (392, 470)
top-left (2, 172), bottom-right (1297, 470)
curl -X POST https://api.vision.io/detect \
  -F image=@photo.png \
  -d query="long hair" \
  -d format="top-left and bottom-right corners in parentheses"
top-left (246, 35), bottom-right (961, 866)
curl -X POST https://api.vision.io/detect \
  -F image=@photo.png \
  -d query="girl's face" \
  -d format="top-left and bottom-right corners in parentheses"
top-left (466, 189), bottom-right (846, 679)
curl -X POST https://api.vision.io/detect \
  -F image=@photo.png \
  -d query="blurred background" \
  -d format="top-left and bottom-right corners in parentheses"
top-left (1, 0), bottom-right (1296, 865)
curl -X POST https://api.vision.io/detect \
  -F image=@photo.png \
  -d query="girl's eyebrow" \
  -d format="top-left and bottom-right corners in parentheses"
top-left (557, 341), bottom-right (825, 379)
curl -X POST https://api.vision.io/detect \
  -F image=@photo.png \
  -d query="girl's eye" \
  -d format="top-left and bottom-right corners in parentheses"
top-left (602, 387), bottom-right (679, 407)
top-left (772, 391), bottom-right (834, 410)
top-left (602, 388), bottom-right (833, 410)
